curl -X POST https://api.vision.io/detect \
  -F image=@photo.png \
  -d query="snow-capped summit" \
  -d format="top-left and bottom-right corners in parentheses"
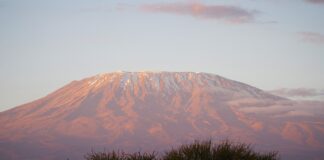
top-left (73, 71), bottom-right (281, 100)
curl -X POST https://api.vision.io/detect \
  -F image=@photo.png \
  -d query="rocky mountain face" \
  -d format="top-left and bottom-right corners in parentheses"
top-left (0, 72), bottom-right (323, 160)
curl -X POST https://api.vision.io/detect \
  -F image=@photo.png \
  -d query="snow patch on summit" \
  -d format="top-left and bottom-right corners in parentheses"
top-left (82, 71), bottom-right (281, 101)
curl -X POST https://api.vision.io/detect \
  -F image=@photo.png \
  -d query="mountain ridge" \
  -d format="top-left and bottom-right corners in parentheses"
top-left (1, 71), bottom-right (283, 113)
top-left (0, 71), bottom-right (322, 160)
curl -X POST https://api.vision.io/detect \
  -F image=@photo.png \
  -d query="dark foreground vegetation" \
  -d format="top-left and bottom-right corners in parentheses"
top-left (84, 140), bottom-right (279, 160)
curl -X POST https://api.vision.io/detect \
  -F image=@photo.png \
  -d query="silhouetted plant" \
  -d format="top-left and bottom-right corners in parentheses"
top-left (84, 150), bottom-right (156, 160)
top-left (163, 140), bottom-right (213, 160)
top-left (211, 140), bottom-right (278, 160)
top-left (84, 140), bottom-right (279, 160)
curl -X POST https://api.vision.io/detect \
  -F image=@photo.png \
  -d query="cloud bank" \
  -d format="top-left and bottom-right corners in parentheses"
top-left (140, 2), bottom-right (257, 23)
top-left (305, 0), bottom-right (324, 4)
top-left (299, 32), bottom-right (324, 44)
top-left (269, 88), bottom-right (324, 98)
top-left (239, 100), bottom-right (324, 117)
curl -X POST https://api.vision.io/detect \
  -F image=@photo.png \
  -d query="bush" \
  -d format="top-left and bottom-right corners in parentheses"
top-left (163, 140), bottom-right (278, 160)
top-left (84, 140), bottom-right (279, 160)
top-left (84, 150), bottom-right (156, 160)
top-left (163, 140), bottom-right (213, 160)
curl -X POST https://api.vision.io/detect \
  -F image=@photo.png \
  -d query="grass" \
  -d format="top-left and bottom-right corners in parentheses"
top-left (84, 140), bottom-right (279, 160)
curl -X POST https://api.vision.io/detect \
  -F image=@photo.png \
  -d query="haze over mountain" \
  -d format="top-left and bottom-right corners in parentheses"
top-left (0, 72), bottom-right (323, 160)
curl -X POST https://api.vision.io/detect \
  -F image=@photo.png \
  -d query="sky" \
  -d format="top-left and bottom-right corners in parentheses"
top-left (0, 0), bottom-right (324, 111)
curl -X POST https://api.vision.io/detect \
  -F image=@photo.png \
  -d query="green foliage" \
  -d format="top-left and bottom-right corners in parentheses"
top-left (84, 140), bottom-right (279, 160)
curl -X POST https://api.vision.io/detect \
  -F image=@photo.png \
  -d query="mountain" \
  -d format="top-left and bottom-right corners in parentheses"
top-left (0, 71), bottom-right (323, 160)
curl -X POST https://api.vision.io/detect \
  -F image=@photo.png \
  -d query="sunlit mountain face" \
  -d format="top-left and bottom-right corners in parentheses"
top-left (0, 72), bottom-right (323, 160)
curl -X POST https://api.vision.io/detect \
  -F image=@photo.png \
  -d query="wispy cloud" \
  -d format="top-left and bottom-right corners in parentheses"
top-left (305, 0), bottom-right (324, 4)
top-left (140, 2), bottom-right (258, 23)
top-left (269, 88), bottom-right (324, 98)
top-left (116, 3), bottom-right (136, 11)
top-left (229, 98), bottom-right (324, 117)
top-left (298, 32), bottom-right (324, 44)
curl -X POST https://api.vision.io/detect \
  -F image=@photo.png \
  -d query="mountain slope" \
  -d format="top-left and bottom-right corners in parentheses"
top-left (0, 72), bottom-right (323, 160)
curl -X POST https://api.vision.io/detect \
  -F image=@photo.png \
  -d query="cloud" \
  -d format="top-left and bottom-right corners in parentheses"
top-left (298, 32), bottom-right (324, 44)
top-left (305, 0), bottom-right (324, 4)
top-left (116, 3), bottom-right (136, 11)
top-left (236, 99), bottom-right (324, 118)
top-left (269, 88), bottom-right (324, 98)
top-left (140, 2), bottom-right (257, 23)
